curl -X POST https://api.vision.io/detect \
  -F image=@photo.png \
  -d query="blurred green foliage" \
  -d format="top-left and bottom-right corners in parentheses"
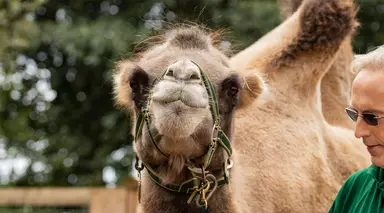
top-left (0, 0), bottom-right (383, 187)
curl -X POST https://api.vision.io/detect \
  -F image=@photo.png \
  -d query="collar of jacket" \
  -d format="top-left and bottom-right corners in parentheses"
top-left (367, 164), bottom-right (384, 193)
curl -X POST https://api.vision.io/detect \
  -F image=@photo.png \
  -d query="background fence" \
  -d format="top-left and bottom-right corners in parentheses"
top-left (0, 186), bottom-right (137, 213)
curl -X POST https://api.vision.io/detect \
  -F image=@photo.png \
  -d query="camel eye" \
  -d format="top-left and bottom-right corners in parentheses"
top-left (231, 86), bottom-right (239, 97)
top-left (220, 74), bottom-right (241, 109)
top-left (129, 80), bottom-right (139, 92)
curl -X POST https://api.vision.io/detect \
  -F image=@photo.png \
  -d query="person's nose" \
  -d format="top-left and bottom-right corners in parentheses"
top-left (354, 117), bottom-right (371, 139)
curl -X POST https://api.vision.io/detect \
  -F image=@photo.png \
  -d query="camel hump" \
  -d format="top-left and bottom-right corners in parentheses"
top-left (273, 0), bottom-right (358, 67)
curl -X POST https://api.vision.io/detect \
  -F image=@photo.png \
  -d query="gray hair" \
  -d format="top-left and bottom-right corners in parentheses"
top-left (353, 45), bottom-right (384, 73)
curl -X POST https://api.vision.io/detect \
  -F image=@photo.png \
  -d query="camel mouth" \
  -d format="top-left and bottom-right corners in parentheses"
top-left (151, 79), bottom-right (209, 109)
top-left (150, 79), bottom-right (211, 138)
top-left (150, 100), bottom-right (211, 138)
top-left (155, 100), bottom-right (203, 116)
top-left (153, 98), bottom-right (206, 109)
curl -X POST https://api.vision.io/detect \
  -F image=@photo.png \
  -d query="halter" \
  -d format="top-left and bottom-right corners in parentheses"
top-left (133, 61), bottom-right (233, 210)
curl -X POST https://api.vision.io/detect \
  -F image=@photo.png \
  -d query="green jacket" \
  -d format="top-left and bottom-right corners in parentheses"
top-left (329, 165), bottom-right (384, 213)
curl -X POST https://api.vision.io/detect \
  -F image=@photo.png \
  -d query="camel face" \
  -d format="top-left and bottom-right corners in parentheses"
top-left (114, 27), bottom-right (246, 160)
top-left (150, 60), bottom-right (210, 139)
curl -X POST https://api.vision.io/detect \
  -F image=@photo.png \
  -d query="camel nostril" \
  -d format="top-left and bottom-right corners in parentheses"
top-left (190, 73), bottom-right (200, 80)
top-left (166, 69), bottom-right (174, 77)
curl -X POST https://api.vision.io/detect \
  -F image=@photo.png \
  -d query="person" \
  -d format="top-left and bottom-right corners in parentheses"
top-left (329, 46), bottom-right (384, 212)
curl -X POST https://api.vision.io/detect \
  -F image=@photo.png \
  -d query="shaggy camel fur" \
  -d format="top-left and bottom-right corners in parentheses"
top-left (229, 0), bottom-right (370, 212)
top-left (278, 0), bottom-right (356, 129)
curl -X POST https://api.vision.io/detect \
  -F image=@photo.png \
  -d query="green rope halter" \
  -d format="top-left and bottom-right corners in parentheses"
top-left (133, 61), bottom-right (233, 209)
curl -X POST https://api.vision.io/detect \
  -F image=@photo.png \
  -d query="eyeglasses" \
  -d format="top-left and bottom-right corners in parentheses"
top-left (345, 108), bottom-right (384, 126)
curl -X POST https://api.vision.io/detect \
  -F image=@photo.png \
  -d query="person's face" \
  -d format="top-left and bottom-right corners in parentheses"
top-left (351, 69), bottom-right (384, 167)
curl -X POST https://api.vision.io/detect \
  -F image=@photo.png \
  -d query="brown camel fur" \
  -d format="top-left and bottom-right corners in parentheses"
top-left (229, 0), bottom-right (370, 212)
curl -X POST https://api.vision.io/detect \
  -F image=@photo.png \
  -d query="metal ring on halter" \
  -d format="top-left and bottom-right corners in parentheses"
top-left (204, 174), bottom-right (218, 201)
top-left (135, 157), bottom-right (144, 172)
top-left (195, 180), bottom-right (211, 207)
top-left (196, 195), bottom-right (208, 208)
top-left (195, 174), bottom-right (218, 207)
top-left (226, 159), bottom-right (234, 169)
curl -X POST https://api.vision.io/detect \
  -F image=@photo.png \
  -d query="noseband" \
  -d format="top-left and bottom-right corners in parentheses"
top-left (133, 61), bottom-right (233, 210)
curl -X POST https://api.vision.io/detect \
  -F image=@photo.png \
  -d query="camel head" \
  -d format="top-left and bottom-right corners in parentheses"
top-left (113, 26), bottom-right (262, 184)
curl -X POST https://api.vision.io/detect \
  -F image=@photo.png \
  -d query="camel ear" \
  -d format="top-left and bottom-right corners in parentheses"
top-left (237, 73), bottom-right (263, 109)
top-left (113, 60), bottom-right (137, 110)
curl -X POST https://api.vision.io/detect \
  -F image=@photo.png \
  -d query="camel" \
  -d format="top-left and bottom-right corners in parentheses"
top-left (113, 0), bottom-right (369, 212)
top-left (113, 26), bottom-right (262, 212)
top-left (229, 0), bottom-right (370, 212)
